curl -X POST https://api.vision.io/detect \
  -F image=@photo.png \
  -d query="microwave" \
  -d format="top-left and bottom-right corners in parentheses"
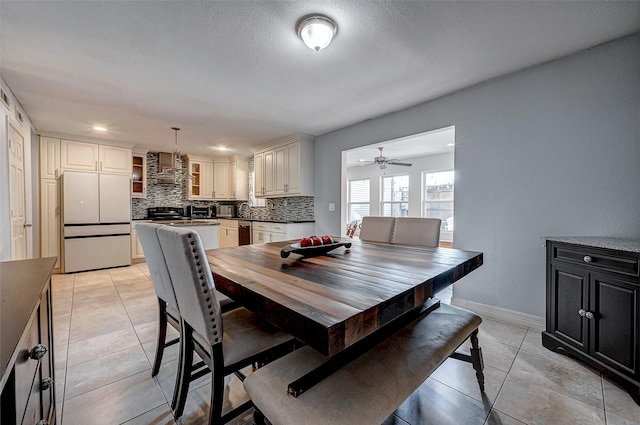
top-left (186, 205), bottom-right (209, 218)
top-left (218, 205), bottom-right (235, 218)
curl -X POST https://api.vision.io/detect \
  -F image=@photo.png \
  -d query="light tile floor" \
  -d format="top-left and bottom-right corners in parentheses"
top-left (51, 265), bottom-right (640, 425)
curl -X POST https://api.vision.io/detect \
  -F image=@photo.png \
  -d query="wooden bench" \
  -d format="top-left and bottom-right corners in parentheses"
top-left (244, 303), bottom-right (484, 425)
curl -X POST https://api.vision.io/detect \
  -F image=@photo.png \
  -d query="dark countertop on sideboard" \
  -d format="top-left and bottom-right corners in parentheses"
top-left (0, 257), bottom-right (57, 389)
top-left (543, 237), bottom-right (640, 253)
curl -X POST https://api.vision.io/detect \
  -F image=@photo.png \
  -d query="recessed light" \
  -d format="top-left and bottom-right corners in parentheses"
top-left (447, 143), bottom-right (455, 147)
top-left (215, 146), bottom-right (230, 151)
top-left (92, 126), bottom-right (107, 132)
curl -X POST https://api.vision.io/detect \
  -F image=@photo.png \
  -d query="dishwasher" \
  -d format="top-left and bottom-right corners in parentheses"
top-left (238, 221), bottom-right (252, 245)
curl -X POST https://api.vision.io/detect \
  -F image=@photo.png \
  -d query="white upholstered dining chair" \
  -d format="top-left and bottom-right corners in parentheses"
top-left (156, 225), bottom-right (299, 424)
top-left (136, 223), bottom-right (238, 410)
top-left (358, 216), bottom-right (395, 243)
top-left (391, 217), bottom-right (442, 247)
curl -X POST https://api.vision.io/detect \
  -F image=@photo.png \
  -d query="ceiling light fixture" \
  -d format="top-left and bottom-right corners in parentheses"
top-left (158, 127), bottom-right (195, 182)
top-left (92, 126), bottom-right (107, 132)
top-left (297, 15), bottom-right (337, 51)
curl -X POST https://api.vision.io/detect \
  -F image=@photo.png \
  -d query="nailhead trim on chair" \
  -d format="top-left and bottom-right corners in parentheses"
top-left (187, 232), bottom-right (220, 344)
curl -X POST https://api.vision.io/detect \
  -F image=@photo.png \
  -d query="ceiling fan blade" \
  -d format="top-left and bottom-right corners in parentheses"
top-left (386, 161), bottom-right (412, 167)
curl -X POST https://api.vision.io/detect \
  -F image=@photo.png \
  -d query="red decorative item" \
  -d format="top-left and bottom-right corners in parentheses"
top-left (300, 237), bottom-right (313, 247)
top-left (310, 235), bottom-right (322, 246)
top-left (321, 235), bottom-right (333, 245)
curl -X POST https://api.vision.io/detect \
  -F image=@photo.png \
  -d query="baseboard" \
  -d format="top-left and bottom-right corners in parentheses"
top-left (451, 297), bottom-right (545, 331)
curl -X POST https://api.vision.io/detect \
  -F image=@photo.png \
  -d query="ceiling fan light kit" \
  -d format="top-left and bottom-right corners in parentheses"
top-left (362, 147), bottom-right (413, 169)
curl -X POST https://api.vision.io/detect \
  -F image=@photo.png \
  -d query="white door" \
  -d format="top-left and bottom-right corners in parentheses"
top-left (63, 171), bottom-right (100, 224)
top-left (9, 124), bottom-right (27, 259)
top-left (99, 173), bottom-right (131, 223)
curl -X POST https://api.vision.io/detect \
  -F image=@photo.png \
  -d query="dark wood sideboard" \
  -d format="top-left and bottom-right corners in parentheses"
top-left (542, 238), bottom-right (640, 403)
top-left (1, 257), bottom-right (57, 425)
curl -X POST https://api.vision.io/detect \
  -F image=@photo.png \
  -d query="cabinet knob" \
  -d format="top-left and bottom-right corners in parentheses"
top-left (42, 376), bottom-right (54, 390)
top-left (29, 344), bottom-right (47, 360)
top-left (578, 309), bottom-right (595, 319)
top-left (583, 256), bottom-right (593, 263)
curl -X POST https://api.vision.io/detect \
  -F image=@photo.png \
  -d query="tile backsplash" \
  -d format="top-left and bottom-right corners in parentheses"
top-left (132, 153), bottom-right (314, 221)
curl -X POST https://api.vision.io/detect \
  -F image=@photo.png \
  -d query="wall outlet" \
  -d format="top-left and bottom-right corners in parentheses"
top-left (328, 202), bottom-right (335, 212)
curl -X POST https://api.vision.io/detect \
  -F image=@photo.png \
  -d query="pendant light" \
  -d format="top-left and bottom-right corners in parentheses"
top-left (158, 127), bottom-right (195, 182)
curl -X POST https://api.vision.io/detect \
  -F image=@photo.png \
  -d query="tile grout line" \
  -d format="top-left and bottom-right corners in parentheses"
top-left (110, 267), bottom-right (177, 421)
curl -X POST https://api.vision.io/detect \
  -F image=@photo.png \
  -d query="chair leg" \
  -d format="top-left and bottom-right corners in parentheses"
top-left (208, 345), bottom-right (225, 425)
top-left (172, 321), bottom-right (194, 418)
top-left (470, 329), bottom-right (485, 392)
top-left (152, 298), bottom-right (168, 377)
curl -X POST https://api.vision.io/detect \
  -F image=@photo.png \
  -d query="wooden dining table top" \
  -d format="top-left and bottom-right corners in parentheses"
top-left (206, 239), bottom-right (483, 357)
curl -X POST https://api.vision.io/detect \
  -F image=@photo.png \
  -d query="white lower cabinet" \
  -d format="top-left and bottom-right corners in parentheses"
top-left (252, 221), bottom-right (314, 244)
top-left (218, 219), bottom-right (239, 248)
top-left (131, 221), bottom-right (150, 260)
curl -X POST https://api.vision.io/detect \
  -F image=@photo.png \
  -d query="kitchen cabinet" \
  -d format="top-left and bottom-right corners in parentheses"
top-left (132, 149), bottom-right (148, 198)
top-left (131, 221), bottom-right (150, 260)
top-left (40, 179), bottom-right (60, 268)
top-left (60, 139), bottom-right (132, 174)
top-left (186, 155), bottom-right (249, 201)
top-left (185, 156), bottom-right (214, 200)
top-left (213, 161), bottom-right (229, 200)
top-left (252, 134), bottom-right (314, 198)
top-left (60, 139), bottom-right (99, 171)
top-left (42, 137), bottom-right (132, 176)
top-left (40, 137), bottom-right (60, 179)
top-left (1, 257), bottom-right (57, 425)
top-left (543, 239), bottom-right (640, 399)
top-left (218, 219), bottom-right (239, 248)
top-left (228, 159), bottom-right (248, 200)
top-left (252, 221), bottom-right (314, 244)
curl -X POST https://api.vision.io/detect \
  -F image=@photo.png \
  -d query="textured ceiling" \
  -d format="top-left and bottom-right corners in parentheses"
top-left (1, 1), bottom-right (639, 157)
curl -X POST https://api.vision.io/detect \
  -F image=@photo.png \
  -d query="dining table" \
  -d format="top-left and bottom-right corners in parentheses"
top-left (206, 238), bottom-right (483, 394)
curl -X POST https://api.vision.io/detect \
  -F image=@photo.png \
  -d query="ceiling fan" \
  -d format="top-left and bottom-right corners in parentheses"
top-left (359, 147), bottom-right (412, 169)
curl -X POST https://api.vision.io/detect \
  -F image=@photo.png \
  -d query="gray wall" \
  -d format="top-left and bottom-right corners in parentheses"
top-left (313, 33), bottom-right (640, 317)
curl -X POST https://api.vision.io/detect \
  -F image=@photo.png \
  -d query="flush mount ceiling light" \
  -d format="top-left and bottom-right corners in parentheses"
top-left (297, 15), bottom-right (337, 51)
top-left (92, 126), bottom-right (107, 132)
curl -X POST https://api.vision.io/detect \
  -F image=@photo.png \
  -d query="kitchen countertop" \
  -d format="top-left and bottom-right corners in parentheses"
top-left (133, 218), bottom-right (315, 224)
top-left (134, 219), bottom-right (220, 226)
top-left (543, 236), bottom-right (640, 253)
top-left (227, 218), bottom-right (316, 223)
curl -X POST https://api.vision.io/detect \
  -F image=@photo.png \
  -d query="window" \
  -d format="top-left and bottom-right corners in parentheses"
top-left (381, 175), bottom-right (409, 217)
top-left (348, 179), bottom-right (370, 223)
top-left (423, 171), bottom-right (454, 239)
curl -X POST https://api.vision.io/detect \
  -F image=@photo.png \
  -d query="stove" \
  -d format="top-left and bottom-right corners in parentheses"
top-left (146, 206), bottom-right (186, 221)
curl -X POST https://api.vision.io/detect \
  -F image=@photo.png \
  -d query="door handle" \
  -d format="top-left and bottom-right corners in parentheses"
top-left (23, 223), bottom-right (32, 228)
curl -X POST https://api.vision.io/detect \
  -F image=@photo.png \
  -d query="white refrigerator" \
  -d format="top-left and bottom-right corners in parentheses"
top-left (61, 171), bottom-right (131, 273)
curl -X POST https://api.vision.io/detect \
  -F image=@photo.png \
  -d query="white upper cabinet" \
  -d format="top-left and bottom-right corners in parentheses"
top-left (131, 149), bottom-right (148, 198)
top-left (186, 157), bottom-right (214, 200)
top-left (59, 139), bottom-right (131, 175)
top-left (99, 144), bottom-right (132, 174)
top-left (186, 155), bottom-right (249, 201)
top-left (40, 136), bottom-right (60, 179)
top-left (229, 158), bottom-right (248, 200)
top-left (60, 139), bottom-right (99, 171)
top-left (252, 134), bottom-right (314, 198)
top-left (213, 161), bottom-right (229, 200)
